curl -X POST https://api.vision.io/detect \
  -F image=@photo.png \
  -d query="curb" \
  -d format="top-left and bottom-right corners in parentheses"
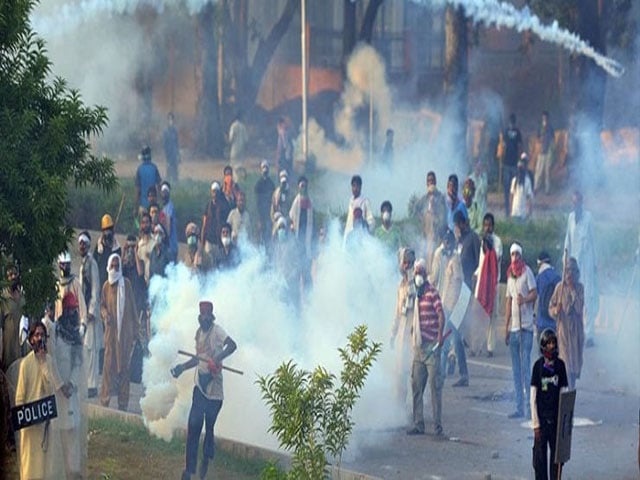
top-left (85, 403), bottom-right (382, 480)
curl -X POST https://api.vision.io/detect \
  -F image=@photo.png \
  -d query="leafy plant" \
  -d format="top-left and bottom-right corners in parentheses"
top-left (257, 325), bottom-right (382, 479)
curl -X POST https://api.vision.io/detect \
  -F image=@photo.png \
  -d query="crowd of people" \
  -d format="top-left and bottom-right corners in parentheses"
top-left (0, 109), bottom-right (601, 480)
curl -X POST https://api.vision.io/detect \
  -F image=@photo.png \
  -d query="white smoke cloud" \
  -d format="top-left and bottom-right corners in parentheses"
top-left (140, 230), bottom-right (407, 451)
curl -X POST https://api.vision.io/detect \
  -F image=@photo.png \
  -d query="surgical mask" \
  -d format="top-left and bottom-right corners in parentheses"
top-left (221, 236), bottom-right (231, 247)
top-left (414, 275), bottom-right (425, 288)
top-left (382, 211), bottom-right (391, 222)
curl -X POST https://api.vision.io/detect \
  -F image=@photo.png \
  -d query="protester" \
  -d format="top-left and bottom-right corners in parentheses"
top-left (289, 176), bottom-right (314, 293)
top-left (390, 248), bottom-right (416, 409)
top-left (468, 160), bottom-right (488, 218)
top-left (1, 263), bottom-right (27, 370)
top-left (171, 301), bottom-right (237, 480)
top-left (122, 234), bottom-right (147, 325)
top-left (270, 170), bottom-right (292, 228)
top-left (222, 165), bottom-right (240, 210)
top-left (136, 212), bottom-right (155, 288)
top-left (474, 213), bottom-right (502, 357)
top-left (55, 251), bottom-right (87, 328)
top-left (275, 116), bottom-right (294, 174)
top-left (501, 113), bottom-right (523, 217)
top-left (414, 171), bottom-right (447, 268)
top-left (211, 223), bottom-right (240, 271)
top-left (531, 328), bottom-right (568, 480)
top-left (15, 322), bottom-right (66, 480)
top-left (254, 160), bottom-right (276, 248)
top-left (228, 111), bottom-right (248, 166)
top-left (381, 128), bottom-right (394, 166)
top-left (504, 242), bottom-right (537, 419)
top-left (93, 213), bottom-right (122, 290)
top-left (160, 181), bottom-right (179, 262)
top-left (535, 111), bottom-right (555, 195)
top-left (510, 155), bottom-right (534, 221)
top-left (445, 174), bottom-right (468, 232)
top-left (227, 190), bottom-right (251, 244)
top-left (149, 223), bottom-right (170, 280)
top-left (202, 181), bottom-right (231, 254)
top-left (53, 292), bottom-right (88, 479)
top-left (564, 190), bottom-right (598, 347)
top-left (374, 200), bottom-right (402, 252)
top-left (462, 177), bottom-right (482, 234)
top-left (344, 207), bottom-right (370, 251)
top-left (100, 253), bottom-right (140, 411)
top-left (134, 145), bottom-right (162, 217)
top-left (407, 259), bottom-right (445, 437)
top-left (183, 223), bottom-right (211, 274)
top-left (548, 257), bottom-right (585, 390)
top-left (78, 231), bottom-right (102, 398)
top-left (454, 210), bottom-right (480, 290)
top-left (344, 175), bottom-right (375, 243)
top-left (535, 251), bottom-right (561, 341)
top-left (163, 112), bottom-right (180, 183)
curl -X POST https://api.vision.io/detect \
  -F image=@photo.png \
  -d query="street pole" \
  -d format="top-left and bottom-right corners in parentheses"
top-left (301, 0), bottom-right (308, 165)
top-left (369, 75), bottom-right (373, 164)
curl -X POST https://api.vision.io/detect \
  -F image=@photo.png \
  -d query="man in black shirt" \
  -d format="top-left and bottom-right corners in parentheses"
top-left (531, 328), bottom-right (569, 480)
top-left (453, 211), bottom-right (480, 290)
top-left (502, 113), bottom-right (523, 217)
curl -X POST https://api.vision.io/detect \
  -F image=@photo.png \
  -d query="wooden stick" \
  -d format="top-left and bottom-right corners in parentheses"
top-left (177, 350), bottom-right (244, 375)
top-left (113, 192), bottom-right (126, 230)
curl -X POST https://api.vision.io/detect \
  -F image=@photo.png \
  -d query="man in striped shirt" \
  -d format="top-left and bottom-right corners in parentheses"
top-left (408, 259), bottom-right (446, 437)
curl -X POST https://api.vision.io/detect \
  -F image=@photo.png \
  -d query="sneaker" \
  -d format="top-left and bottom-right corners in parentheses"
top-left (508, 410), bottom-right (524, 419)
top-left (406, 427), bottom-right (425, 435)
top-left (452, 377), bottom-right (469, 387)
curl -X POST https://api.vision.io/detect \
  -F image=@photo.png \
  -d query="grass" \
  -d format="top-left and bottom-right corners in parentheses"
top-left (3, 416), bottom-right (269, 480)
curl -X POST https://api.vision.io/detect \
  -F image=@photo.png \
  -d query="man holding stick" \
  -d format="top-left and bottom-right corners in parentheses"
top-left (171, 301), bottom-right (237, 480)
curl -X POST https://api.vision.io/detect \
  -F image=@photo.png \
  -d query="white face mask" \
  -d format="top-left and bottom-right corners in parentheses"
top-left (414, 275), bottom-right (425, 288)
top-left (221, 236), bottom-right (231, 247)
top-left (382, 211), bottom-right (391, 222)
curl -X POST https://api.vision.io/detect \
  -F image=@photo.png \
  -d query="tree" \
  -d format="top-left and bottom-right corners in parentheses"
top-left (257, 325), bottom-right (382, 479)
top-left (342, 0), bottom-right (386, 65)
top-left (0, 0), bottom-right (117, 317)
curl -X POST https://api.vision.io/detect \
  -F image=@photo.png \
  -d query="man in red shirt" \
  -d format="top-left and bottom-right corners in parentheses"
top-left (408, 259), bottom-right (446, 437)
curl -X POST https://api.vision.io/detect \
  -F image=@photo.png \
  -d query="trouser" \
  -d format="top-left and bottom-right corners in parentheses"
top-left (533, 420), bottom-right (559, 480)
top-left (185, 387), bottom-right (223, 475)
top-left (440, 321), bottom-right (468, 379)
top-left (100, 356), bottom-right (130, 410)
top-left (535, 152), bottom-right (552, 194)
top-left (486, 290), bottom-right (500, 352)
top-left (503, 165), bottom-right (516, 217)
top-left (61, 427), bottom-right (82, 477)
top-left (509, 329), bottom-right (533, 415)
top-left (411, 342), bottom-right (443, 432)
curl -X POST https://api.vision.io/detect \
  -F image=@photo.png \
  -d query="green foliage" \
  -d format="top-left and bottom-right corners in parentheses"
top-left (257, 325), bottom-right (382, 480)
top-left (0, 0), bottom-right (116, 316)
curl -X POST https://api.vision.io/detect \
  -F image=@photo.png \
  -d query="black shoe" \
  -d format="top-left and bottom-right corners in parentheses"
top-left (406, 427), bottom-right (425, 435)
top-left (486, 351), bottom-right (494, 358)
top-left (452, 377), bottom-right (469, 387)
top-left (508, 410), bottom-right (524, 419)
top-left (199, 457), bottom-right (209, 479)
top-left (433, 426), bottom-right (446, 439)
top-left (87, 388), bottom-right (97, 398)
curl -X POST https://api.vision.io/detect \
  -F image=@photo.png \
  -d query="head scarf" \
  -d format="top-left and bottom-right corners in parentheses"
top-left (507, 243), bottom-right (526, 279)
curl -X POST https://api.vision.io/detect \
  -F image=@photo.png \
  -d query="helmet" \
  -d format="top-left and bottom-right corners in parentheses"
top-left (539, 328), bottom-right (558, 355)
top-left (101, 214), bottom-right (114, 230)
top-left (58, 251), bottom-right (71, 264)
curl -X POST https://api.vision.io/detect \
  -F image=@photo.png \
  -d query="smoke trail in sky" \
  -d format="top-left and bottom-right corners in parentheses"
top-left (427, 0), bottom-right (625, 78)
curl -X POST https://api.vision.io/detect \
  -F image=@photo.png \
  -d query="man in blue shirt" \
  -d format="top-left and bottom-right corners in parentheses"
top-left (535, 251), bottom-right (561, 341)
top-left (135, 145), bottom-right (162, 216)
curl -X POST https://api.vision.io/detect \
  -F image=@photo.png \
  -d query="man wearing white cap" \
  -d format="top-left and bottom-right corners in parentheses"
top-left (201, 181), bottom-right (231, 254)
top-left (504, 242), bottom-right (537, 419)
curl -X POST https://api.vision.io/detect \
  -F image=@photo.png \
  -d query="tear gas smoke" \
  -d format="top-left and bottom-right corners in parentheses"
top-left (426, 0), bottom-right (625, 78)
top-left (140, 227), bottom-right (406, 451)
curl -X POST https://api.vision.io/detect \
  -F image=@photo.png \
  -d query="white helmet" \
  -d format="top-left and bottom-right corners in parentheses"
top-left (58, 251), bottom-right (71, 264)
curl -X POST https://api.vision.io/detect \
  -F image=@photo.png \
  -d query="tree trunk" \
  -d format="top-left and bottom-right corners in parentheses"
top-left (343, 0), bottom-right (357, 66)
top-left (195, 3), bottom-right (224, 156)
top-left (443, 5), bottom-right (469, 166)
top-left (359, 0), bottom-right (385, 44)
top-left (246, 0), bottom-right (299, 112)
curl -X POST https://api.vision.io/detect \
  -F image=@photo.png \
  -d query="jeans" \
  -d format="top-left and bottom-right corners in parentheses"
top-left (509, 329), bottom-right (533, 415)
top-left (503, 165), bottom-right (516, 217)
top-left (533, 420), bottom-right (559, 480)
top-left (440, 321), bottom-right (468, 379)
top-left (185, 387), bottom-right (223, 475)
top-left (411, 342), bottom-right (443, 432)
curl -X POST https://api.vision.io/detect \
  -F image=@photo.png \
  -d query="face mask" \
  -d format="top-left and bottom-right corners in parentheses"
top-left (277, 229), bottom-right (287, 241)
top-left (221, 236), bottom-right (231, 247)
top-left (382, 211), bottom-right (391, 222)
top-left (414, 275), bottom-right (424, 288)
